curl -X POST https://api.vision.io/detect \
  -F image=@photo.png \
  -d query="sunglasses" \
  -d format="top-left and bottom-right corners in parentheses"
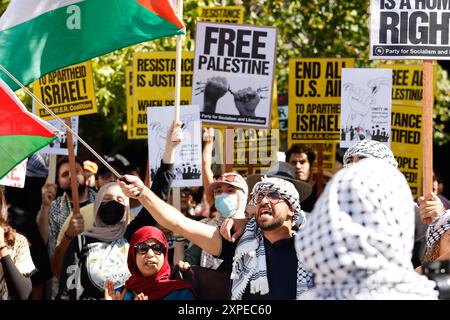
top-left (134, 242), bottom-right (165, 255)
top-left (216, 174), bottom-right (237, 183)
top-left (253, 191), bottom-right (284, 204)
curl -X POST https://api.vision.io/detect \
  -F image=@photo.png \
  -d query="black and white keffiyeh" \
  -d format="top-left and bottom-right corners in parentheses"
top-left (230, 219), bottom-right (313, 300)
top-left (295, 158), bottom-right (438, 300)
top-left (426, 209), bottom-right (450, 249)
top-left (230, 177), bottom-right (313, 300)
top-left (343, 140), bottom-right (398, 168)
top-left (251, 176), bottom-right (306, 228)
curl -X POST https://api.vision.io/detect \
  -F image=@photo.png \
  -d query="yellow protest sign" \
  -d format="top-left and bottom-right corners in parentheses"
top-left (288, 58), bottom-right (354, 144)
top-left (125, 67), bottom-right (136, 139)
top-left (232, 128), bottom-right (280, 170)
top-left (311, 143), bottom-right (337, 173)
top-left (391, 105), bottom-right (423, 198)
top-left (380, 64), bottom-right (438, 108)
top-left (33, 61), bottom-right (97, 120)
top-left (198, 6), bottom-right (244, 24)
top-left (132, 51), bottom-right (194, 138)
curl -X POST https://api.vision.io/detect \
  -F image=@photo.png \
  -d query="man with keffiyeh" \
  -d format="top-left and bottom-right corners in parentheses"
top-left (118, 169), bottom-right (314, 300)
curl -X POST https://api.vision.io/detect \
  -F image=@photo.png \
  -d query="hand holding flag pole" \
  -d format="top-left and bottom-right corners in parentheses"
top-left (0, 64), bottom-right (123, 180)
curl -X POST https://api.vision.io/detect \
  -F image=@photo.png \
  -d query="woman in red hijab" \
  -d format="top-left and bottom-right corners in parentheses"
top-left (104, 226), bottom-right (193, 300)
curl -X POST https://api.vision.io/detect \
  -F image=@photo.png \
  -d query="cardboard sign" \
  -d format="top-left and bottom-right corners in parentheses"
top-left (0, 159), bottom-right (27, 188)
top-left (198, 6), bottom-right (244, 24)
top-left (288, 58), bottom-right (355, 144)
top-left (391, 105), bottom-right (423, 197)
top-left (192, 22), bottom-right (277, 128)
top-left (340, 68), bottom-right (393, 148)
top-left (133, 51), bottom-right (194, 138)
top-left (147, 105), bottom-right (202, 187)
top-left (370, 0), bottom-right (450, 59)
top-left (33, 61), bottom-right (97, 119)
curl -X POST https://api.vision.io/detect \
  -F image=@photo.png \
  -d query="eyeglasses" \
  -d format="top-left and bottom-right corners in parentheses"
top-left (134, 242), bottom-right (165, 255)
top-left (253, 191), bottom-right (284, 204)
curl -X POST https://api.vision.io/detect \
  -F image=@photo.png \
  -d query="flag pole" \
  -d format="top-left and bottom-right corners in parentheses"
top-left (174, 0), bottom-right (184, 123)
top-left (0, 64), bottom-right (122, 179)
top-left (172, 0), bottom-right (185, 266)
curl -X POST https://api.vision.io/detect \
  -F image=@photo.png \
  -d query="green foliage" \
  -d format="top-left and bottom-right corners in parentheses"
top-left (1, 0), bottom-right (450, 148)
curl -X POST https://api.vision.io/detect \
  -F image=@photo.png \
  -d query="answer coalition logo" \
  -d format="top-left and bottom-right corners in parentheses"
top-left (374, 47), bottom-right (384, 56)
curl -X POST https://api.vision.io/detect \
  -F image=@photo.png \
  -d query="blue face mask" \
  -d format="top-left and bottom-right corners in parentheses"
top-left (214, 193), bottom-right (239, 218)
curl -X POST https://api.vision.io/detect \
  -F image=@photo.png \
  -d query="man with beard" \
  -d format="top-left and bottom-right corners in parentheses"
top-left (36, 156), bottom-right (96, 299)
top-left (118, 170), bottom-right (313, 300)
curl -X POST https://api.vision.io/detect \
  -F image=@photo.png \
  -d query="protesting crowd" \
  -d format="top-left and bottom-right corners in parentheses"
top-left (1, 0), bottom-right (450, 302)
top-left (1, 128), bottom-right (449, 300)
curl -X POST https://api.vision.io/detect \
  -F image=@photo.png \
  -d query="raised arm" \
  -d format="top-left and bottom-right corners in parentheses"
top-left (118, 175), bottom-right (222, 256)
top-left (202, 128), bottom-right (215, 206)
top-left (125, 121), bottom-right (182, 241)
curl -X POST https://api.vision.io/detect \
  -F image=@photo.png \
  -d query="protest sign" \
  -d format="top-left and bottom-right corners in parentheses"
top-left (0, 159), bottom-right (27, 188)
top-left (380, 63), bottom-right (438, 107)
top-left (288, 58), bottom-right (355, 144)
top-left (147, 105), bottom-right (202, 187)
top-left (192, 22), bottom-right (277, 128)
top-left (232, 128), bottom-right (279, 170)
top-left (340, 68), bottom-right (393, 148)
top-left (198, 6), bottom-right (244, 23)
top-left (33, 61), bottom-right (97, 119)
top-left (311, 143), bottom-right (336, 173)
top-left (41, 117), bottom-right (79, 156)
top-left (370, 0), bottom-right (450, 59)
top-left (125, 67), bottom-right (136, 139)
top-left (391, 105), bottom-right (423, 197)
top-left (133, 51), bottom-right (194, 138)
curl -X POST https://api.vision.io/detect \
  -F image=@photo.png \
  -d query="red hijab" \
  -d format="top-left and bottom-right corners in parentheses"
top-left (125, 226), bottom-right (192, 300)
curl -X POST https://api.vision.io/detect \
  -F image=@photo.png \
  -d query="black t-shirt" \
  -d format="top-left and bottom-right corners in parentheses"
top-left (218, 235), bottom-right (298, 300)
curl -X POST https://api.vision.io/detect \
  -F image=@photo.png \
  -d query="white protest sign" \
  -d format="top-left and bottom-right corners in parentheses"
top-left (0, 159), bottom-right (27, 188)
top-left (41, 116), bottom-right (79, 156)
top-left (147, 105), bottom-right (202, 187)
top-left (340, 68), bottom-right (393, 148)
top-left (370, 0), bottom-right (450, 59)
top-left (192, 22), bottom-right (277, 128)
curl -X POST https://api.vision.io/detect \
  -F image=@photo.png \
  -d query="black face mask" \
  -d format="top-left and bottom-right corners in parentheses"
top-left (97, 200), bottom-right (125, 225)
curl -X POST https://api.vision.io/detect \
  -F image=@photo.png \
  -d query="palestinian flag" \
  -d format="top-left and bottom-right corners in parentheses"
top-left (0, 0), bottom-right (185, 90)
top-left (0, 78), bottom-right (57, 179)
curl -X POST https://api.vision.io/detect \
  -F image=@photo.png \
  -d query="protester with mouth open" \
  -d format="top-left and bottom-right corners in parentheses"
top-left (118, 169), bottom-right (314, 300)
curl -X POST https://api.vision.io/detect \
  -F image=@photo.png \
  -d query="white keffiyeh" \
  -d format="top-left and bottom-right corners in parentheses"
top-left (343, 140), bottom-right (398, 168)
top-left (295, 158), bottom-right (438, 300)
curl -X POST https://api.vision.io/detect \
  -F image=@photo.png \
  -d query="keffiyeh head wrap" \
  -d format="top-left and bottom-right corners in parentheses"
top-left (230, 177), bottom-right (313, 300)
top-left (343, 140), bottom-right (398, 168)
top-left (295, 158), bottom-right (437, 300)
top-left (251, 176), bottom-right (305, 228)
top-left (426, 209), bottom-right (450, 249)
